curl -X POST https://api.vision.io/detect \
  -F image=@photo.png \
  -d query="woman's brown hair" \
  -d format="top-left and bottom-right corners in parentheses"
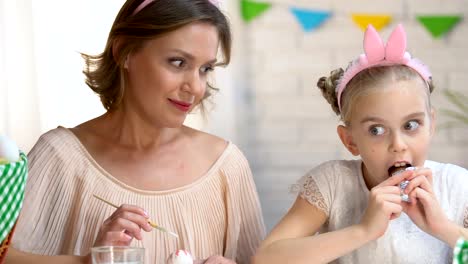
top-left (82, 0), bottom-right (232, 111)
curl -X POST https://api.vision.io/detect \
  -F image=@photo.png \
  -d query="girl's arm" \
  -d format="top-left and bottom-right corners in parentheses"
top-left (253, 172), bottom-right (409, 264)
top-left (434, 223), bottom-right (467, 248)
top-left (252, 197), bottom-right (372, 264)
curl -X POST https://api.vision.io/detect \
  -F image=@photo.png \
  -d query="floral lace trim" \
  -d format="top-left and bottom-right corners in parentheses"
top-left (297, 175), bottom-right (328, 216)
top-left (464, 206), bottom-right (468, 228)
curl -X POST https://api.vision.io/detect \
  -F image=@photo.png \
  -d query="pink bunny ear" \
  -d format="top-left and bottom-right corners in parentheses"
top-left (363, 25), bottom-right (385, 63)
top-left (385, 24), bottom-right (407, 61)
top-left (335, 23), bottom-right (432, 112)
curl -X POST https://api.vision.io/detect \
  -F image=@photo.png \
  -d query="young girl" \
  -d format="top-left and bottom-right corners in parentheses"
top-left (253, 24), bottom-right (468, 264)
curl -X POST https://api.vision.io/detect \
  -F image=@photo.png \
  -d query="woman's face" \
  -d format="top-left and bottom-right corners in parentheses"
top-left (124, 22), bottom-right (219, 128)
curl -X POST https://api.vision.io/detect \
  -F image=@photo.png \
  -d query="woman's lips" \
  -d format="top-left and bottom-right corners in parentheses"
top-left (168, 99), bottom-right (192, 112)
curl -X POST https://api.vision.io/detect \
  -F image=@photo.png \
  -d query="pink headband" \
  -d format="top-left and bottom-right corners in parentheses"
top-left (336, 24), bottom-right (432, 111)
top-left (132, 0), bottom-right (221, 16)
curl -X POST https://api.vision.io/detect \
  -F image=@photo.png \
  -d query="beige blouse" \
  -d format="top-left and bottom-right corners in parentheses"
top-left (12, 127), bottom-right (265, 264)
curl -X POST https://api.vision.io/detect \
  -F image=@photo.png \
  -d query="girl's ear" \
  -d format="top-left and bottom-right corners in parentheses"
top-left (337, 125), bottom-right (360, 156)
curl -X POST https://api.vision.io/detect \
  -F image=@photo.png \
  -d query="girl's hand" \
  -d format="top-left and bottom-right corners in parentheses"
top-left (194, 255), bottom-right (236, 264)
top-left (402, 168), bottom-right (451, 239)
top-left (93, 204), bottom-right (153, 247)
top-left (359, 171), bottom-right (411, 240)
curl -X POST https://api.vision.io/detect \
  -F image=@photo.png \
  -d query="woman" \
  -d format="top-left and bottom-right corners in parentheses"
top-left (11, 0), bottom-right (265, 263)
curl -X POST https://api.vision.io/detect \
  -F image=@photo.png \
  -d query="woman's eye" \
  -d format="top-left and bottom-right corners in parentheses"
top-left (200, 65), bottom-right (214, 73)
top-left (404, 120), bottom-right (420, 131)
top-left (170, 59), bottom-right (185, 67)
top-left (369, 126), bottom-right (385, 136)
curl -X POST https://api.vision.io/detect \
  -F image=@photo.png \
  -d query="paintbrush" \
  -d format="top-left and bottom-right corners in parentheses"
top-left (93, 194), bottom-right (178, 238)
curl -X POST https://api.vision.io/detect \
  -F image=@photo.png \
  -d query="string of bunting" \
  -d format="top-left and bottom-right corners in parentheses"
top-left (240, 0), bottom-right (463, 38)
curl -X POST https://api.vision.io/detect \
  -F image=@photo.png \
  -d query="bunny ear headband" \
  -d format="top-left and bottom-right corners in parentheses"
top-left (336, 24), bottom-right (432, 111)
top-left (132, 0), bottom-right (221, 16)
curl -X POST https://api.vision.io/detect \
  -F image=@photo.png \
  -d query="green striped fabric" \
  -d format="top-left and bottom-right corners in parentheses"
top-left (453, 238), bottom-right (468, 264)
top-left (0, 152), bottom-right (27, 244)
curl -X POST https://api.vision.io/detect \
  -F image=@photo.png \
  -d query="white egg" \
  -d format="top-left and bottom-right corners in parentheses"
top-left (167, 250), bottom-right (193, 264)
top-left (0, 135), bottom-right (20, 163)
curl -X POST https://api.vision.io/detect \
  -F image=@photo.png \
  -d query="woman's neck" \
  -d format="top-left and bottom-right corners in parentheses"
top-left (99, 108), bottom-right (183, 151)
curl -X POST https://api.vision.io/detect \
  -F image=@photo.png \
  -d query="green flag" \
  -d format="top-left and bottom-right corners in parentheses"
top-left (241, 0), bottom-right (272, 23)
top-left (417, 15), bottom-right (462, 38)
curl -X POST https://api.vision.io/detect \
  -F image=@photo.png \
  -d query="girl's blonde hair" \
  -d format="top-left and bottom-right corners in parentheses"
top-left (317, 65), bottom-right (435, 125)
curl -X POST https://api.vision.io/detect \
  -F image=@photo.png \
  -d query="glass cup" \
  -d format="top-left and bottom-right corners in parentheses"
top-left (91, 246), bottom-right (145, 264)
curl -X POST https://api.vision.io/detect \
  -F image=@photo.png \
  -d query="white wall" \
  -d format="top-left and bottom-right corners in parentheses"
top-left (0, 0), bottom-right (41, 151)
top-left (30, 0), bottom-right (122, 134)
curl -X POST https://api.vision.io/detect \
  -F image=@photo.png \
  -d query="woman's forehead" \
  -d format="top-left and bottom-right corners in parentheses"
top-left (141, 22), bottom-right (219, 54)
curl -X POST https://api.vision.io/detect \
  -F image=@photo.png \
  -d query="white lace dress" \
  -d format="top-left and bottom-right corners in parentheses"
top-left (297, 160), bottom-right (468, 264)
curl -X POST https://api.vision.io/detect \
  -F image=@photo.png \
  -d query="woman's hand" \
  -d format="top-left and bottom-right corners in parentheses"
top-left (93, 204), bottom-right (153, 247)
top-left (359, 171), bottom-right (410, 240)
top-left (402, 167), bottom-right (456, 244)
top-left (194, 255), bottom-right (236, 264)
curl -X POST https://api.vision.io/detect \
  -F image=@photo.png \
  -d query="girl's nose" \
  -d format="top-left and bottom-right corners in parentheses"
top-left (389, 132), bottom-right (408, 153)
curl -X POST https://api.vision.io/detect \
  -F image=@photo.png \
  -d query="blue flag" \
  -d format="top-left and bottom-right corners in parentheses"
top-left (290, 8), bottom-right (331, 32)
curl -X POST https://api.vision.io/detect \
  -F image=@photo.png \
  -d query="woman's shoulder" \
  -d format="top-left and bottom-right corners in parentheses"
top-left (184, 126), bottom-right (238, 162)
top-left (191, 128), bottom-right (229, 158)
top-left (27, 127), bottom-right (86, 182)
top-left (185, 127), bottom-right (252, 175)
top-left (35, 126), bottom-right (71, 141)
top-left (29, 126), bottom-right (76, 154)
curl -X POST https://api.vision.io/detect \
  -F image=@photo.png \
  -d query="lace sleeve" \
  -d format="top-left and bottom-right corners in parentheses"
top-left (296, 175), bottom-right (329, 216)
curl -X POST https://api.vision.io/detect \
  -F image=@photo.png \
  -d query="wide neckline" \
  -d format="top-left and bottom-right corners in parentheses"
top-left (57, 126), bottom-right (232, 195)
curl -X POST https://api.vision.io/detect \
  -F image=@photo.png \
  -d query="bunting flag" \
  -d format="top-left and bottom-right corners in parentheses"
top-left (351, 14), bottom-right (392, 31)
top-left (237, 1), bottom-right (464, 36)
top-left (290, 8), bottom-right (331, 32)
top-left (416, 15), bottom-right (462, 38)
top-left (241, 0), bottom-right (272, 23)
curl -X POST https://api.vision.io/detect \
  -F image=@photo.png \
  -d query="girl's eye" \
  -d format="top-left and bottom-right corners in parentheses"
top-left (169, 59), bottom-right (185, 68)
top-left (404, 120), bottom-right (420, 131)
top-left (369, 126), bottom-right (385, 136)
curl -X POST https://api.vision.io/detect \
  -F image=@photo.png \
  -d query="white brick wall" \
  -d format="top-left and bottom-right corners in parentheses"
top-left (233, 0), bottom-right (468, 231)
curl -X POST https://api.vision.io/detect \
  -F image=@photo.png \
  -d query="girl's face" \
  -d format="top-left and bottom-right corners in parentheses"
top-left (339, 78), bottom-right (435, 188)
top-left (123, 22), bottom-right (219, 128)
